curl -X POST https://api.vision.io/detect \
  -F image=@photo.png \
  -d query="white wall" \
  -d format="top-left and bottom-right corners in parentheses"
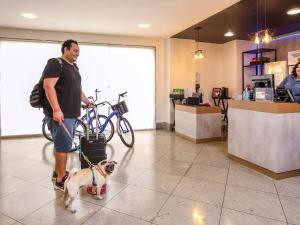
top-left (195, 40), bottom-right (254, 103)
top-left (168, 38), bottom-right (195, 123)
top-left (195, 42), bottom-right (222, 103)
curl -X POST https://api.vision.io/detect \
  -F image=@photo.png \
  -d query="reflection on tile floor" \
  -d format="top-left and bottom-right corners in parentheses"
top-left (0, 130), bottom-right (299, 224)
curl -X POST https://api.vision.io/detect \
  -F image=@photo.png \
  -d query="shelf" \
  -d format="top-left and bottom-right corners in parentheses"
top-left (241, 48), bottom-right (277, 92)
top-left (243, 48), bottom-right (276, 54)
top-left (243, 63), bottom-right (267, 68)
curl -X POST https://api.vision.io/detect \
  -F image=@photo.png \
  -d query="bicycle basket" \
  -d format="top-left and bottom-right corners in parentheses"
top-left (111, 101), bottom-right (128, 115)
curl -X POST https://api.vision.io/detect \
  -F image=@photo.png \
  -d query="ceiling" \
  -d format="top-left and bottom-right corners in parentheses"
top-left (0, 0), bottom-right (239, 38)
top-left (172, 0), bottom-right (300, 43)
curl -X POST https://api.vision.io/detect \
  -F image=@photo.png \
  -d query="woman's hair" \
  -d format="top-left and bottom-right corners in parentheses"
top-left (292, 61), bottom-right (300, 77)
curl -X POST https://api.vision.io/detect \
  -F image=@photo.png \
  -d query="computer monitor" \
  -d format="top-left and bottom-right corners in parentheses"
top-left (250, 74), bottom-right (275, 89)
top-left (274, 88), bottom-right (295, 102)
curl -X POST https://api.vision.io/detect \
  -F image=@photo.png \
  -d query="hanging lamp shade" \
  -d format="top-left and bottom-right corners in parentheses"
top-left (194, 27), bottom-right (205, 60)
top-left (249, 0), bottom-right (274, 45)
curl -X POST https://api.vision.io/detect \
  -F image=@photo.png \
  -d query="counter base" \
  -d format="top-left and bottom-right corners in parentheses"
top-left (229, 154), bottom-right (300, 180)
top-left (176, 132), bottom-right (221, 143)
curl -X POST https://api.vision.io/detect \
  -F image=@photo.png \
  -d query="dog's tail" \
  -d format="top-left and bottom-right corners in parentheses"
top-left (63, 168), bottom-right (79, 204)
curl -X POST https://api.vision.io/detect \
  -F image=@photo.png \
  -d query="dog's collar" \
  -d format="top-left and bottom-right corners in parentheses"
top-left (95, 165), bottom-right (107, 178)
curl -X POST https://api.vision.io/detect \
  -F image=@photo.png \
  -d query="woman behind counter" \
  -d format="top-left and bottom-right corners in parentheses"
top-left (278, 62), bottom-right (300, 102)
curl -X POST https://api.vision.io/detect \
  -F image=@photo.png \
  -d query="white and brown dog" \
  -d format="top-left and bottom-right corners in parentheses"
top-left (64, 160), bottom-right (117, 213)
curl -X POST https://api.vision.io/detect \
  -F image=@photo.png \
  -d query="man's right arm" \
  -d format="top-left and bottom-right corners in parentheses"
top-left (43, 78), bottom-right (64, 123)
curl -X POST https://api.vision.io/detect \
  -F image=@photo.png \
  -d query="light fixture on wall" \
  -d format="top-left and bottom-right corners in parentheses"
top-left (194, 27), bottom-right (205, 60)
top-left (249, 0), bottom-right (274, 45)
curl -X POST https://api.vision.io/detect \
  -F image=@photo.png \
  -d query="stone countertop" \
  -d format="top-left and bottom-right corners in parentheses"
top-left (228, 100), bottom-right (300, 113)
top-left (175, 104), bottom-right (221, 114)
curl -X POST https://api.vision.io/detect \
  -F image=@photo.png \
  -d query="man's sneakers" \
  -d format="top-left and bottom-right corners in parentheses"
top-left (52, 171), bottom-right (69, 181)
top-left (54, 174), bottom-right (68, 191)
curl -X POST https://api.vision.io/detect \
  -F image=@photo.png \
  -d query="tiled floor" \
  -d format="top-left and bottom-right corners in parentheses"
top-left (0, 130), bottom-right (300, 225)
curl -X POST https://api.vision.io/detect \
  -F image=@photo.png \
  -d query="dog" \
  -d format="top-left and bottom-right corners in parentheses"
top-left (64, 160), bottom-right (117, 213)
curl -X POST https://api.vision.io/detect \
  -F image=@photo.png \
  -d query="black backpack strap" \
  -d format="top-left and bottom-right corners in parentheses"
top-left (56, 58), bottom-right (63, 75)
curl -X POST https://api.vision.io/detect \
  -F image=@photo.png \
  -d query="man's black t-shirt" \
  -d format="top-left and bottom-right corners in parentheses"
top-left (42, 58), bottom-right (82, 118)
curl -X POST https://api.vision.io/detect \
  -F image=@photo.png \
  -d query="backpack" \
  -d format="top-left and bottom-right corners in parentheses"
top-left (29, 58), bottom-right (63, 108)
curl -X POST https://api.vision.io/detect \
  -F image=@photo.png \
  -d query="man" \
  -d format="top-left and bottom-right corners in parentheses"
top-left (43, 39), bottom-right (93, 190)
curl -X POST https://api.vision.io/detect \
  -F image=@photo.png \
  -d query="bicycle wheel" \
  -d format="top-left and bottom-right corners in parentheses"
top-left (117, 117), bottom-right (134, 147)
top-left (74, 119), bottom-right (87, 146)
top-left (90, 115), bottom-right (114, 143)
top-left (42, 118), bottom-right (53, 142)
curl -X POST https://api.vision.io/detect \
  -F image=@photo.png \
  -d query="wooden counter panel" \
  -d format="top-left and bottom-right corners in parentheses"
top-left (229, 100), bottom-right (300, 113)
top-left (175, 104), bottom-right (221, 114)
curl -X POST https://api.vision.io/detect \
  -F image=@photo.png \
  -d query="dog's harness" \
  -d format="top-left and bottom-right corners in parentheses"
top-left (90, 165), bottom-right (106, 186)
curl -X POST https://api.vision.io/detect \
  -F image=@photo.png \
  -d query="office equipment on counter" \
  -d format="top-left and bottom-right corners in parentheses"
top-left (221, 87), bottom-right (229, 97)
top-left (255, 88), bottom-right (274, 101)
top-left (251, 74), bottom-right (275, 89)
top-left (212, 88), bottom-right (221, 98)
top-left (186, 97), bottom-right (200, 106)
top-left (274, 88), bottom-right (295, 102)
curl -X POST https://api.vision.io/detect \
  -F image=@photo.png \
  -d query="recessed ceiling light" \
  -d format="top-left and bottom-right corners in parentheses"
top-left (138, 23), bottom-right (150, 28)
top-left (21, 13), bottom-right (37, 19)
top-left (224, 31), bottom-right (234, 37)
top-left (287, 8), bottom-right (300, 15)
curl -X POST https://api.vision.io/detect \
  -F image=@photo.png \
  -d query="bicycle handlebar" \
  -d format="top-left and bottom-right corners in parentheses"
top-left (119, 91), bottom-right (127, 97)
top-left (82, 91), bottom-right (128, 110)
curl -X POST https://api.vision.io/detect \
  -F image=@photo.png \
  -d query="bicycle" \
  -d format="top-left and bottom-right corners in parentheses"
top-left (42, 90), bottom-right (130, 146)
top-left (88, 91), bottom-right (135, 147)
top-left (42, 89), bottom-right (103, 143)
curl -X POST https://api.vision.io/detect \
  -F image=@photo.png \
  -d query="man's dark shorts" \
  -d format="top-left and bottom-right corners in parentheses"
top-left (46, 117), bottom-right (76, 152)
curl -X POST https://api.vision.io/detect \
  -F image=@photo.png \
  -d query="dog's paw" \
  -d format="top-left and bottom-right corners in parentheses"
top-left (71, 209), bottom-right (77, 214)
top-left (96, 195), bottom-right (104, 200)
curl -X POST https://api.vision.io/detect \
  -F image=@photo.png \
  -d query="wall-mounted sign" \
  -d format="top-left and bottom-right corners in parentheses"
top-left (288, 50), bottom-right (300, 66)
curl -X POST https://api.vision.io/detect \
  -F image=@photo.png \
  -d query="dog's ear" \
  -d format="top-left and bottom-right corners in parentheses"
top-left (100, 160), bottom-right (107, 165)
top-left (113, 161), bottom-right (117, 164)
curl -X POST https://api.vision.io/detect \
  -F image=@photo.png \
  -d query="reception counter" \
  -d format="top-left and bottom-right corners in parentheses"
top-left (175, 104), bottom-right (221, 143)
top-left (228, 100), bottom-right (300, 179)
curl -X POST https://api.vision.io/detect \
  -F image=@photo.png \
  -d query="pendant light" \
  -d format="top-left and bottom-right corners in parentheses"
top-left (249, 0), bottom-right (274, 45)
top-left (194, 27), bottom-right (205, 60)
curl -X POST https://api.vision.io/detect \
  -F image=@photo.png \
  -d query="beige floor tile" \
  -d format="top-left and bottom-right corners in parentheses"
top-left (160, 150), bottom-right (198, 163)
top-left (186, 164), bottom-right (228, 184)
top-left (13, 162), bottom-right (53, 183)
top-left (275, 177), bottom-right (300, 199)
top-left (0, 156), bottom-right (41, 175)
top-left (223, 185), bottom-right (285, 221)
top-left (20, 197), bottom-right (101, 225)
top-left (194, 151), bottom-right (230, 169)
top-left (280, 195), bottom-right (300, 225)
top-left (0, 131), bottom-right (299, 225)
top-left (83, 207), bottom-right (151, 225)
top-left (0, 184), bottom-right (62, 220)
top-left (153, 196), bottom-right (221, 225)
top-left (173, 177), bottom-right (226, 206)
top-left (105, 185), bottom-right (168, 221)
top-left (152, 159), bottom-right (191, 176)
top-left (109, 164), bottom-right (146, 184)
top-left (227, 167), bottom-right (276, 193)
top-left (0, 213), bottom-right (18, 224)
top-left (0, 175), bottom-right (32, 198)
top-left (132, 170), bottom-right (182, 194)
top-left (220, 208), bottom-right (287, 225)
